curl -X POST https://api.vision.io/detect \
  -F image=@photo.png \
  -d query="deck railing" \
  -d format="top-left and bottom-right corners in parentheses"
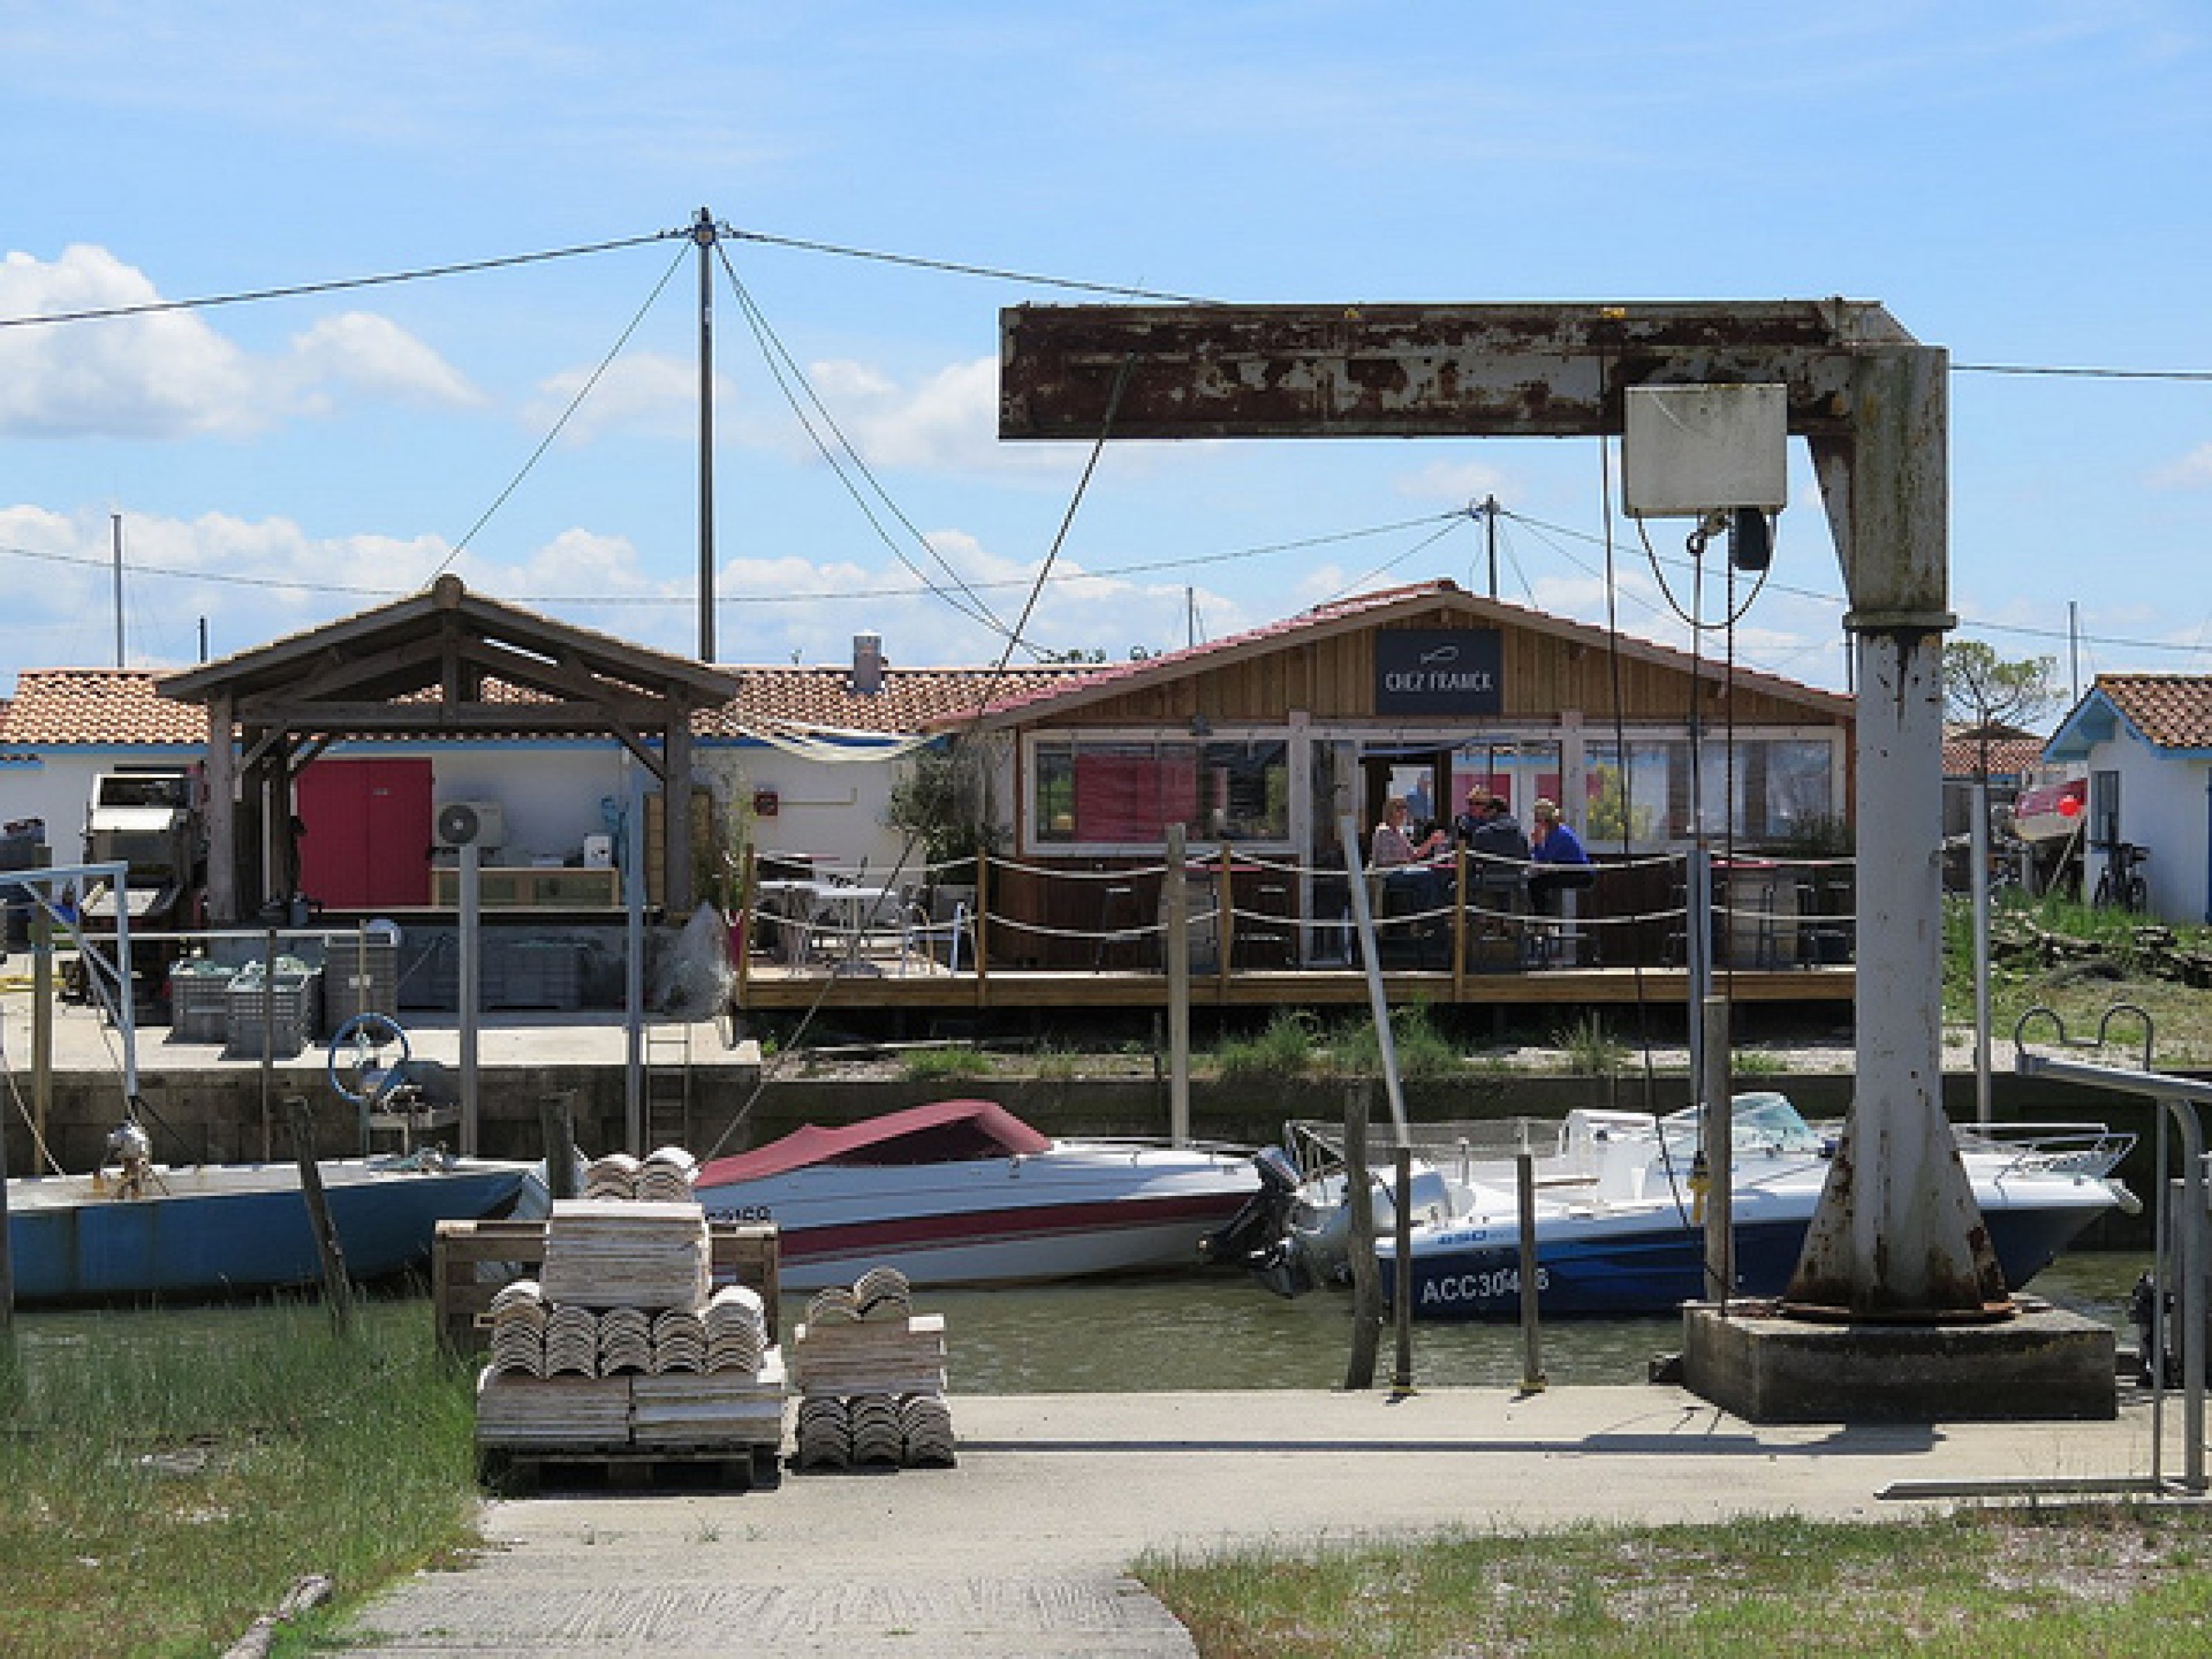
top-left (736, 844), bottom-right (1858, 988)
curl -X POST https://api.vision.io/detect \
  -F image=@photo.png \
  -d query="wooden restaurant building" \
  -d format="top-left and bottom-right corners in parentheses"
top-left (741, 577), bottom-right (1859, 1017)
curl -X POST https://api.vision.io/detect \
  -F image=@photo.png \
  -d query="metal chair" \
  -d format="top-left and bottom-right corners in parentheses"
top-left (1233, 882), bottom-right (1295, 970)
top-left (1093, 883), bottom-right (1148, 971)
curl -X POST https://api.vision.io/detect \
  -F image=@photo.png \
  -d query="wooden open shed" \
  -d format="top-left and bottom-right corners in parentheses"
top-left (158, 576), bottom-right (742, 924)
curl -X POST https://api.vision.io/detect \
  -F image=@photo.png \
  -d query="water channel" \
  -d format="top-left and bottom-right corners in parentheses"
top-left (7, 1251), bottom-right (2152, 1394)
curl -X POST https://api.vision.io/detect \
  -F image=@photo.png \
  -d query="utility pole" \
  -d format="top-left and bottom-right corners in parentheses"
top-left (692, 207), bottom-right (718, 663)
top-left (1482, 494), bottom-right (1499, 599)
top-left (2067, 600), bottom-right (2080, 703)
top-left (111, 513), bottom-right (125, 668)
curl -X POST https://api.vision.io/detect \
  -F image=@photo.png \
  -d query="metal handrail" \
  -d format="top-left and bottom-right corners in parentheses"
top-left (2014, 1006), bottom-right (2208, 1495)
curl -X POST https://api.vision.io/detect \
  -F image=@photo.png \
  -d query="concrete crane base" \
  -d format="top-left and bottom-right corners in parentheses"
top-left (1681, 1301), bottom-right (2118, 1424)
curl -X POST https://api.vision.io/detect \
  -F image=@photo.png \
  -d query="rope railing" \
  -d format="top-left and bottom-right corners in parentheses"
top-left (739, 844), bottom-right (1856, 977)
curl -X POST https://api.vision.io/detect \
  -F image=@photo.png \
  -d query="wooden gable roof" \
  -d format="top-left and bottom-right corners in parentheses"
top-left (949, 579), bottom-right (1852, 732)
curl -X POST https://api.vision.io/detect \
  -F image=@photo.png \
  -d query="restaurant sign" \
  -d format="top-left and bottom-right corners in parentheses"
top-left (1374, 628), bottom-right (1502, 715)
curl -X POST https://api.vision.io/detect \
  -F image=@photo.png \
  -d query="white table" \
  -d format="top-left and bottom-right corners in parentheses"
top-left (759, 879), bottom-right (904, 964)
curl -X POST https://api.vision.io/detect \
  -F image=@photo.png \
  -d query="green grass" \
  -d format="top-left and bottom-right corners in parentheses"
top-left (1140, 1503), bottom-right (2212, 1658)
top-left (1322, 1005), bottom-right (1463, 1082)
top-left (900, 1043), bottom-right (996, 1082)
top-left (1551, 1011), bottom-right (1628, 1076)
top-left (1214, 1010), bottom-right (1326, 1081)
top-left (1943, 892), bottom-right (2212, 1064)
top-left (0, 1301), bottom-right (481, 1659)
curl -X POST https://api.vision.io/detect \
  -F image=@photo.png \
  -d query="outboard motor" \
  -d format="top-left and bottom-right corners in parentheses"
top-left (1197, 1145), bottom-right (1309, 1295)
top-left (2126, 1270), bottom-right (2211, 1389)
top-left (103, 1119), bottom-right (154, 1200)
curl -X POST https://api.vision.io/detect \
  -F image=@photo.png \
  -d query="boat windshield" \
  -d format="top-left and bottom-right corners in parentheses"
top-left (1660, 1093), bottom-right (1826, 1156)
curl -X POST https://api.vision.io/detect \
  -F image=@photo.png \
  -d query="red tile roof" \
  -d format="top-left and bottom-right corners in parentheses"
top-left (1941, 723), bottom-right (2049, 779)
top-left (705, 665), bottom-right (1091, 737)
top-left (0, 664), bottom-right (1091, 746)
top-left (0, 669), bottom-right (206, 746)
top-left (2093, 675), bottom-right (2212, 751)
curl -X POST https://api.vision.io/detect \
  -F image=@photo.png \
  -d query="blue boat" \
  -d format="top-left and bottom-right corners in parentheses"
top-left (1267, 1096), bottom-right (2135, 1319)
top-left (6, 1151), bottom-right (543, 1304)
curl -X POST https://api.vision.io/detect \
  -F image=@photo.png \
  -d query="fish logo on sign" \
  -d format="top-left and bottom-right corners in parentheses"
top-left (1419, 644), bottom-right (1460, 667)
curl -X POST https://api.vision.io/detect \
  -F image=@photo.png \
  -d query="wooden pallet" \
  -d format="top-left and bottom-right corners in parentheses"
top-left (434, 1217), bottom-right (779, 1354)
top-left (479, 1441), bottom-right (783, 1495)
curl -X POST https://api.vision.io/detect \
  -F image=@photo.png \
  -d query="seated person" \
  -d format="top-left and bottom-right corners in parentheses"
top-left (1371, 796), bottom-right (1447, 909)
top-left (1526, 796), bottom-right (1596, 914)
top-left (1371, 795), bottom-right (1444, 868)
top-left (1455, 792), bottom-right (1531, 893)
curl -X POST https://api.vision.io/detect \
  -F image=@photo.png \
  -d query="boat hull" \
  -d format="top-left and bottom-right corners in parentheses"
top-left (1382, 1187), bottom-right (2116, 1320)
top-left (698, 1144), bottom-right (1259, 1290)
top-left (6, 1160), bottom-right (537, 1304)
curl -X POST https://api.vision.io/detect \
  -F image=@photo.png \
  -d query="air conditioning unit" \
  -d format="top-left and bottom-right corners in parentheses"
top-left (434, 799), bottom-right (505, 850)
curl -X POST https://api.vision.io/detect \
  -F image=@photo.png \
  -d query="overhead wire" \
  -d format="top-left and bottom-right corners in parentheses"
top-left (428, 239), bottom-right (690, 580)
top-left (0, 231), bottom-right (678, 330)
top-left (712, 240), bottom-right (1016, 645)
top-left (700, 355), bottom-right (1141, 1162)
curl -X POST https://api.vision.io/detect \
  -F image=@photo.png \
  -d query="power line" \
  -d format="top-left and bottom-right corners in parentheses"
top-left (1953, 362), bottom-right (2212, 383)
top-left (0, 232), bottom-right (676, 330)
top-left (720, 225), bottom-right (1218, 305)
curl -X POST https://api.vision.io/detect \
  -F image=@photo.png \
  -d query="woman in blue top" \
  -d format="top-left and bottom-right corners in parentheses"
top-left (1526, 797), bottom-right (1594, 914)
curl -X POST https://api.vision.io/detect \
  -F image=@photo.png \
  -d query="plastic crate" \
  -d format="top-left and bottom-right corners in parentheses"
top-left (320, 940), bottom-right (400, 1035)
top-left (168, 959), bottom-right (237, 1043)
top-left (223, 961), bottom-right (322, 1060)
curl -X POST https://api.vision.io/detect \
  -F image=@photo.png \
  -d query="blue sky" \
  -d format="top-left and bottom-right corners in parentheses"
top-left (1, 3), bottom-right (2205, 708)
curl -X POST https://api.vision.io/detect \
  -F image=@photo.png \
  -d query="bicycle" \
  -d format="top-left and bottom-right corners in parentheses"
top-left (2091, 841), bottom-right (2149, 913)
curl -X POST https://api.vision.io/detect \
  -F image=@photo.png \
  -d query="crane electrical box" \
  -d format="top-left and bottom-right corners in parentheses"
top-left (1621, 383), bottom-right (1788, 518)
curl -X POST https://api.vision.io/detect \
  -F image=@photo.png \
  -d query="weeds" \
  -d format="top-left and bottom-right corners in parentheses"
top-left (900, 1044), bottom-right (995, 1083)
top-left (1213, 1010), bottom-right (1324, 1081)
top-left (0, 1301), bottom-right (479, 1659)
top-left (1551, 1012), bottom-right (1627, 1076)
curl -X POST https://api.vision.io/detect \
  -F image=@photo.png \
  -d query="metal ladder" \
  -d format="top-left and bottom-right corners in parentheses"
top-left (644, 1020), bottom-right (692, 1153)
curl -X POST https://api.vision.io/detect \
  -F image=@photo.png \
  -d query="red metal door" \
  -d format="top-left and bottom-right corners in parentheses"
top-left (296, 759), bottom-right (432, 908)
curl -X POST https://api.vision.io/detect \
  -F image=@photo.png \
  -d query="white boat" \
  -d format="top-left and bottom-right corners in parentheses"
top-left (1245, 1093), bottom-right (2135, 1319)
top-left (693, 1099), bottom-right (1262, 1290)
top-left (2009, 770), bottom-right (2088, 846)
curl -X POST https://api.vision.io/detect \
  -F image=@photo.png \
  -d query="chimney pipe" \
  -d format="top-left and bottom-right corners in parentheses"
top-left (852, 632), bottom-right (885, 696)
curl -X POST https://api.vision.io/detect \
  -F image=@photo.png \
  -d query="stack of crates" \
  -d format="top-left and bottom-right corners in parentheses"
top-left (321, 936), bottom-right (400, 1035)
top-left (223, 956), bottom-right (322, 1060)
top-left (167, 958), bottom-right (237, 1043)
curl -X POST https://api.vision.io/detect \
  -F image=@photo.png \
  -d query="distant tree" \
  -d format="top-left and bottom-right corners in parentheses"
top-left (1942, 641), bottom-right (2062, 779)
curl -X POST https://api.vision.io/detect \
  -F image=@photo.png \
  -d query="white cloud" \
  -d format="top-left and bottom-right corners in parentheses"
top-left (2150, 442), bottom-right (2212, 489)
top-left (0, 246), bottom-right (477, 439)
top-left (287, 312), bottom-right (482, 409)
top-left (1394, 456), bottom-right (1514, 507)
top-left (524, 353), bottom-right (698, 442)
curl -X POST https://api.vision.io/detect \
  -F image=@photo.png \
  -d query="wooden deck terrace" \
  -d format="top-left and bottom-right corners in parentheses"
top-left (733, 958), bottom-right (1856, 1014)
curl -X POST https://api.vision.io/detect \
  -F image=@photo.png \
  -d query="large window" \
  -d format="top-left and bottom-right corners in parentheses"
top-left (1584, 734), bottom-right (1837, 849)
top-left (1033, 737), bottom-right (1290, 847)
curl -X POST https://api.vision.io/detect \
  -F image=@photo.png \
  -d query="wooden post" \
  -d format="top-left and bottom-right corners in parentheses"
top-left (1450, 846), bottom-right (1469, 1000)
top-left (539, 1093), bottom-right (577, 1201)
top-left (1343, 1080), bottom-right (1380, 1390)
top-left (286, 1096), bottom-right (355, 1335)
top-left (1215, 844), bottom-right (1233, 995)
top-left (1700, 996), bottom-right (1734, 1304)
top-left (972, 854), bottom-right (990, 1007)
top-left (1166, 824), bottom-right (1190, 1146)
top-left (1391, 1144), bottom-right (1415, 1395)
top-left (1517, 1150), bottom-right (1546, 1391)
